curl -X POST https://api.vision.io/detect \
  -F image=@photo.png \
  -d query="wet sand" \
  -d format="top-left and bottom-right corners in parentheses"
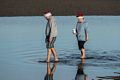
top-left (37, 50), bottom-right (120, 80)
top-left (1, 54), bottom-right (119, 80)
top-left (0, 0), bottom-right (120, 16)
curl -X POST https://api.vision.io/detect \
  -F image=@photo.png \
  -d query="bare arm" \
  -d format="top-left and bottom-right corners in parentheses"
top-left (85, 29), bottom-right (88, 42)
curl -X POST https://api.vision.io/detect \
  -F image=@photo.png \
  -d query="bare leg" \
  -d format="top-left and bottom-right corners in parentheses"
top-left (51, 62), bottom-right (57, 74)
top-left (47, 62), bottom-right (51, 75)
top-left (47, 48), bottom-right (52, 62)
top-left (81, 48), bottom-right (85, 58)
top-left (51, 48), bottom-right (58, 61)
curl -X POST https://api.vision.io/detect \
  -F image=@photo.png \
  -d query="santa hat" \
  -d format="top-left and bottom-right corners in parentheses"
top-left (76, 12), bottom-right (84, 18)
top-left (44, 10), bottom-right (52, 17)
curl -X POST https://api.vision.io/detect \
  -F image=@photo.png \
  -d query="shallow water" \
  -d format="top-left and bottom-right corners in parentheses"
top-left (0, 16), bottom-right (120, 80)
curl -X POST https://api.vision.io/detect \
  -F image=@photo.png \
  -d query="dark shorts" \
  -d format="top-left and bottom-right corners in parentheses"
top-left (78, 41), bottom-right (86, 50)
top-left (45, 36), bottom-right (56, 49)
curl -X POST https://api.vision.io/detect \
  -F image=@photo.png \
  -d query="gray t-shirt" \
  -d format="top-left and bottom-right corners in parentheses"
top-left (45, 16), bottom-right (57, 38)
top-left (76, 21), bottom-right (88, 41)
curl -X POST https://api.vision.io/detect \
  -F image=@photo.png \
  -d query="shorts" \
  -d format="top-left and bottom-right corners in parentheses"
top-left (45, 36), bottom-right (56, 49)
top-left (78, 41), bottom-right (86, 50)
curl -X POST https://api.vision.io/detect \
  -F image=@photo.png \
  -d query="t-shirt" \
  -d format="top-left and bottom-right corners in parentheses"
top-left (45, 16), bottom-right (58, 38)
top-left (76, 21), bottom-right (88, 41)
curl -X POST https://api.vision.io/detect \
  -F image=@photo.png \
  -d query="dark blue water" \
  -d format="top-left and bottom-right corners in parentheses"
top-left (0, 16), bottom-right (120, 80)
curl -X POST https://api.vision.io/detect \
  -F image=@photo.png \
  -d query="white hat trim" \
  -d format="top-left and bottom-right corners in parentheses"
top-left (44, 12), bottom-right (52, 17)
top-left (78, 16), bottom-right (84, 18)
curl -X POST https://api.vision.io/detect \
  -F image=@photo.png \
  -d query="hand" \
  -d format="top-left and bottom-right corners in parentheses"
top-left (72, 29), bottom-right (76, 35)
top-left (73, 32), bottom-right (77, 35)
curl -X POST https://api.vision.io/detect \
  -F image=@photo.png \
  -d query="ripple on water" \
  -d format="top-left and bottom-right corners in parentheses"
top-left (13, 48), bottom-right (120, 68)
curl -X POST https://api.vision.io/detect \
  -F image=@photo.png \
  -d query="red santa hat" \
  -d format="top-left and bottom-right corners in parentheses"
top-left (76, 12), bottom-right (84, 18)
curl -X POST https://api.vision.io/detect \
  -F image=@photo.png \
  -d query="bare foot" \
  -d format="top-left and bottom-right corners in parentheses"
top-left (45, 59), bottom-right (50, 63)
top-left (81, 56), bottom-right (85, 59)
top-left (54, 58), bottom-right (58, 62)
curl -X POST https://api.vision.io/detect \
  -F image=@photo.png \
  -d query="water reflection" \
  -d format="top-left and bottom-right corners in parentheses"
top-left (75, 59), bottom-right (88, 80)
top-left (44, 62), bottom-right (57, 80)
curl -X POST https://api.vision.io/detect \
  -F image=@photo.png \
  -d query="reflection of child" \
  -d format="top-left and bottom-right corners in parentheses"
top-left (75, 66), bottom-right (87, 80)
top-left (75, 59), bottom-right (88, 80)
top-left (44, 62), bottom-right (57, 80)
top-left (44, 74), bottom-right (53, 80)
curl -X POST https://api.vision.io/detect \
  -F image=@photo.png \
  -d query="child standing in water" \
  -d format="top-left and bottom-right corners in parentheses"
top-left (73, 12), bottom-right (89, 59)
top-left (44, 10), bottom-right (58, 62)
